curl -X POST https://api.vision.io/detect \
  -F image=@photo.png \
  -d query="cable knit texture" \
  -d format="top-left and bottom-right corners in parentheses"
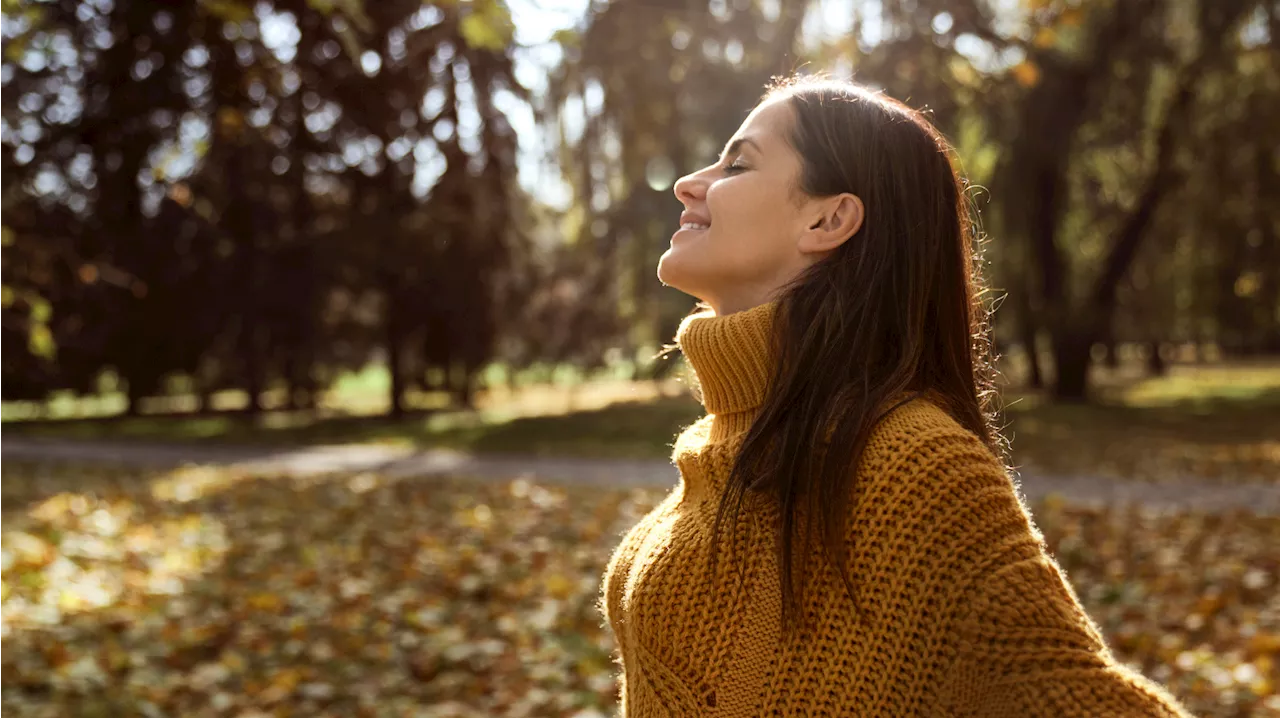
top-left (598, 299), bottom-right (1193, 717)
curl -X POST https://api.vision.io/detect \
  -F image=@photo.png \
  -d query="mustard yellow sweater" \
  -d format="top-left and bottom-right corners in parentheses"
top-left (599, 299), bottom-right (1192, 717)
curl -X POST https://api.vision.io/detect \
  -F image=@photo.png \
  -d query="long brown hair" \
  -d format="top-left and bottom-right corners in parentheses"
top-left (695, 74), bottom-right (1007, 639)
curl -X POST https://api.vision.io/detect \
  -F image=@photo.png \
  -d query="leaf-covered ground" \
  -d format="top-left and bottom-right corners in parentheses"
top-left (2, 462), bottom-right (1278, 717)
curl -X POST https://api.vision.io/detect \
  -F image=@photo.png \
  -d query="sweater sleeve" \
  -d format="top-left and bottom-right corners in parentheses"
top-left (934, 438), bottom-right (1194, 717)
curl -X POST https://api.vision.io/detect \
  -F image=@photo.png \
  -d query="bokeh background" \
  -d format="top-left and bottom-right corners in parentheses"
top-left (2, 0), bottom-right (1278, 716)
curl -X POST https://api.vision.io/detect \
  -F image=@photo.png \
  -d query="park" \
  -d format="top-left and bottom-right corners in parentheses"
top-left (3, 0), bottom-right (1278, 716)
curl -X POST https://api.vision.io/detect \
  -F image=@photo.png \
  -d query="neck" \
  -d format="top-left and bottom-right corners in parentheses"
top-left (675, 299), bottom-right (780, 442)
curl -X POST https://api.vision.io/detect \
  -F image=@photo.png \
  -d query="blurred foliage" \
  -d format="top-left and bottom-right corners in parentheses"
top-left (1, 0), bottom-right (533, 418)
top-left (1, 0), bottom-right (1277, 413)
top-left (548, 0), bottom-right (1279, 398)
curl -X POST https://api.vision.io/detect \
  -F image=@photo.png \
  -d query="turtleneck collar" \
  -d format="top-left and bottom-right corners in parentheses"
top-left (675, 299), bottom-right (779, 442)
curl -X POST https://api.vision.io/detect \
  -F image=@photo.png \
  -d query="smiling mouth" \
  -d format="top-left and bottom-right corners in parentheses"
top-left (674, 223), bottom-right (709, 239)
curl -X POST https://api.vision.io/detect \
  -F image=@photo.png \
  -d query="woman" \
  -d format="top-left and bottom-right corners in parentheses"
top-left (598, 75), bottom-right (1191, 716)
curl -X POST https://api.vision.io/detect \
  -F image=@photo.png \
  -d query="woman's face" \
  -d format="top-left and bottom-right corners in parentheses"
top-left (659, 97), bottom-right (861, 316)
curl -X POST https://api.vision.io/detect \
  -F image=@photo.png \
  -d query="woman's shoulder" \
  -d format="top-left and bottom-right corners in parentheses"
top-left (858, 391), bottom-right (1006, 485)
top-left (848, 393), bottom-right (1028, 549)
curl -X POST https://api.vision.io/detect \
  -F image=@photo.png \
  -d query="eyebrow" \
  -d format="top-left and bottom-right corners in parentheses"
top-left (720, 136), bottom-right (762, 161)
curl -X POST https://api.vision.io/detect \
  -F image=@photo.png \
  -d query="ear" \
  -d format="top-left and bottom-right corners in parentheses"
top-left (798, 193), bottom-right (864, 254)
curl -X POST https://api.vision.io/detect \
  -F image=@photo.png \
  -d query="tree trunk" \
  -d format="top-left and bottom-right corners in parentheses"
top-left (452, 363), bottom-right (477, 410)
top-left (1100, 316), bottom-right (1120, 370)
top-left (1018, 315), bottom-right (1044, 389)
top-left (1145, 341), bottom-right (1167, 376)
top-left (284, 356), bottom-right (303, 411)
top-left (1051, 329), bottom-right (1093, 402)
top-left (210, 29), bottom-right (264, 416)
top-left (196, 385), bottom-right (213, 415)
top-left (126, 381), bottom-right (143, 417)
top-left (385, 284), bottom-right (406, 419)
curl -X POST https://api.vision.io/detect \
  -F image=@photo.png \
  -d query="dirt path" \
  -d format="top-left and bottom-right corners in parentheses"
top-left (3, 437), bottom-right (1277, 515)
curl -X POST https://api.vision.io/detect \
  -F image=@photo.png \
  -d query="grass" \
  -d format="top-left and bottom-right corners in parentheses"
top-left (996, 360), bottom-right (1280, 483)
top-left (1, 378), bottom-right (704, 459)
top-left (4, 359), bottom-right (1279, 482)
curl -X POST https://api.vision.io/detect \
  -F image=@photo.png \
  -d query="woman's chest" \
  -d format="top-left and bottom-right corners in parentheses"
top-left (605, 488), bottom-right (784, 690)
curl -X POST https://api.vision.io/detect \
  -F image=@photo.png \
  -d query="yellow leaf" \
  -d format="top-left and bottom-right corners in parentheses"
top-left (1060, 8), bottom-right (1085, 27)
top-left (271, 667), bottom-right (302, 690)
top-left (546, 574), bottom-right (574, 599)
top-left (249, 593), bottom-right (284, 612)
top-left (1012, 61), bottom-right (1041, 88)
top-left (1248, 633), bottom-right (1280, 656)
top-left (221, 650), bottom-right (248, 673)
top-left (1033, 27), bottom-right (1056, 48)
top-left (949, 57), bottom-right (979, 88)
top-left (6, 531), bottom-right (53, 565)
top-left (59, 588), bottom-right (89, 612)
top-left (216, 107), bottom-right (244, 141)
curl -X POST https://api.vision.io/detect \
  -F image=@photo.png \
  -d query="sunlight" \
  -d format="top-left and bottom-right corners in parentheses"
top-left (3, 491), bottom-right (229, 635)
top-left (150, 465), bottom-right (254, 503)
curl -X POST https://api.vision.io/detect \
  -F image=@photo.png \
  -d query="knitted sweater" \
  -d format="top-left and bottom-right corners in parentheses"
top-left (598, 299), bottom-right (1192, 717)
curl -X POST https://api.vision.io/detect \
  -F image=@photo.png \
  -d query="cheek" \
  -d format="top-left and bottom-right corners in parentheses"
top-left (723, 233), bottom-right (789, 279)
top-left (707, 176), bottom-right (788, 238)
top-left (707, 186), bottom-right (790, 263)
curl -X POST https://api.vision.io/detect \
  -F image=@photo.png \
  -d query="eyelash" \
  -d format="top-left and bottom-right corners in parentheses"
top-left (723, 160), bottom-right (747, 174)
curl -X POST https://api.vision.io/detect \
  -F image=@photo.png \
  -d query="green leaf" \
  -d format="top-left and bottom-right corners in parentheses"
top-left (334, 26), bottom-right (365, 63)
top-left (1, 7), bottom-right (42, 61)
top-left (460, 1), bottom-right (514, 52)
top-left (332, 0), bottom-right (373, 33)
top-left (307, 0), bottom-right (373, 34)
top-left (551, 27), bottom-right (581, 52)
top-left (1, 0), bottom-right (42, 18)
top-left (4, 36), bottom-right (28, 63)
top-left (29, 296), bottom-right (52, 323)
top-left (28, 323), bottom-right (55, 359)
top-left (199, 0), bottom-right (254, 23)
top-left (304, 0), bottom-right (368, 62)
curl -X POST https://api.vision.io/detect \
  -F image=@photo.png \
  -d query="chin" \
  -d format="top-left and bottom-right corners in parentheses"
top-left (656, 250), bottom-right (703, 298)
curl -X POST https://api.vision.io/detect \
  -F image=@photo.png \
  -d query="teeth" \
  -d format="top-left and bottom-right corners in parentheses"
top-left (681, 222), bottom-right (709, 230)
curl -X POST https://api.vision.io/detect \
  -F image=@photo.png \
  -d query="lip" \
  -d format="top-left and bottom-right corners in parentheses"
top-left (672, 225), bottom-right (709, 241)
top-left (679, 210), bottom-right (711, 226)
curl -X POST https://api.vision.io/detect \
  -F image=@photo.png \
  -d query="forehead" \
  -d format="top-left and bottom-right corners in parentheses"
top-left (727, 97), bottom-right (792, 151)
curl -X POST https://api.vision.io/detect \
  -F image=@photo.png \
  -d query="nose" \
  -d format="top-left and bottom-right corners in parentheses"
top-left (673, 168), bottom-right (707, 206)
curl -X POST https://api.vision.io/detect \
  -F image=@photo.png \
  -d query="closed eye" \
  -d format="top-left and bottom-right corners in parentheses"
top-left (724, 161), bottom-right (748, 174)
